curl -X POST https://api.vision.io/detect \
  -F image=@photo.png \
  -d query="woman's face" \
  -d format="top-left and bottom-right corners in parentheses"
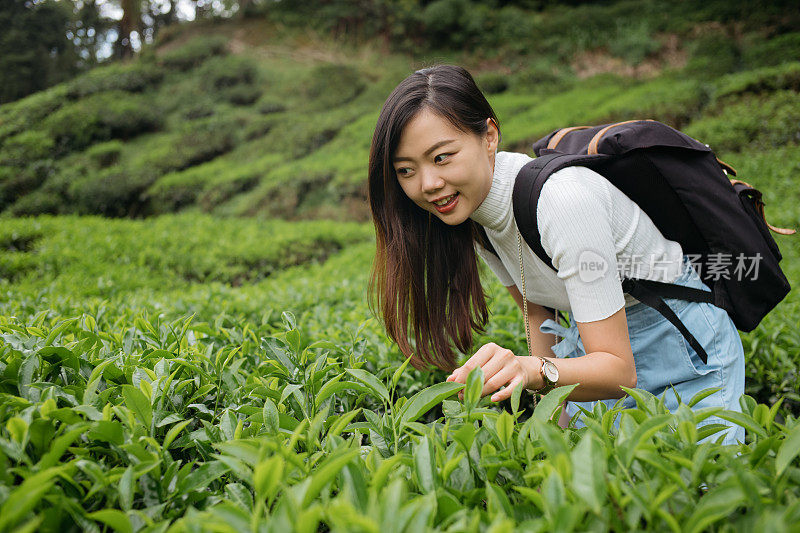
top-left (393, 108), bottom-right (499, 225)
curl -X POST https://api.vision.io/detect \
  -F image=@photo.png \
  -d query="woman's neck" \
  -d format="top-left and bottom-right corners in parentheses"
top-left (470, 151), bottom-right (533, 231)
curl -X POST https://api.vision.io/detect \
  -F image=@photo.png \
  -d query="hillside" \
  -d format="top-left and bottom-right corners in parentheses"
top-left (0, 3), bottom-right (798, 222)
top-left (2, 3), bottom-right (800, 530)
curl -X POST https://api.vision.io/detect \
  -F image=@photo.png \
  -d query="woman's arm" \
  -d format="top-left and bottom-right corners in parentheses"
top-left (504, 285), bottom-right (572, 429)
top-left (509, 285), bottom-right (637, 402)
top-left (448, 285), bottom-right (636, 428)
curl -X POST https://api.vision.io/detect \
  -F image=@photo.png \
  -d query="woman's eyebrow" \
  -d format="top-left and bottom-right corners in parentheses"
top-left (393, 139), bottom-right (456, 162)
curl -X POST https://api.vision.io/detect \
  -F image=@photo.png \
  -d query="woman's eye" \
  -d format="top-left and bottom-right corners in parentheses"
top-left (434, 153), bottom-right (450, 164)
top-left (396, 167), bottom-right (412, 177)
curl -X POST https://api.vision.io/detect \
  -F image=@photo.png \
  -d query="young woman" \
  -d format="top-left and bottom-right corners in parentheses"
top-left (367, 64), bottom-right (746, 446)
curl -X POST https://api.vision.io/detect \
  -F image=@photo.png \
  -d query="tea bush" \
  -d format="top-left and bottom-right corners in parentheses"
top-left (684, 90), bottom-right (800, 153)
top-left (0, 85), bottom-right (68, 145)
top-left (85, 140), bottom-right (124, 169)
top-left (684, 31), bottom-right (742, 78)
top-left (0, 130), bottom-right (53, 167)
top-left (43, 91), bottom-right (162, 154)
top-left (158, 35), bottom-right (229, 72)
top-left (0, 160), bottom-right (53, 212)
top-left (64, 62), bottom-right (165, 99)
top-left (713, 61), bottom-right (800, 100)
top-left (742, 33), bottom-right (800, 69)
top-left (0, 219), bottom-right (799, 531)
top-left (302, 64), bottom-right (365, 111)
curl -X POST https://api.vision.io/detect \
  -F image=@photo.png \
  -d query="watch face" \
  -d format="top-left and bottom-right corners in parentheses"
top-left (543, 361), bottom-right (559, 383)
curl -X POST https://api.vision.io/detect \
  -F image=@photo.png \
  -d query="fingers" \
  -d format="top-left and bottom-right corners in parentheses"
top-left (490, 375), bottom-right (523, 403)
top-left (448, 343), bottom-right (499, 383)
top-left (481, 364), bottom-right (519, 398)
top-left (446, 343), bottom-right (527, 403)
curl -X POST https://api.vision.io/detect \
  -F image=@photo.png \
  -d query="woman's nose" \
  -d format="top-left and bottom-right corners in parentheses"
top-left (420, 168), bottom-right (445, 194)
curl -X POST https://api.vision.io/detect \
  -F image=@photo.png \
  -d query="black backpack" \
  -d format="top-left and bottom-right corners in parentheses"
top-left (483, 119), bottom-right (794, 364)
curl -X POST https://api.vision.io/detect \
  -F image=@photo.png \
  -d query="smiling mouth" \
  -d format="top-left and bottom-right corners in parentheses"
top-left (432, 193), bottom-right (458, 206)
top-left (432, 192), bottom-right (459, 213)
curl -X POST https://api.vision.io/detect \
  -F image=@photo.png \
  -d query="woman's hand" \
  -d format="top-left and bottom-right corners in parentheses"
top-left (446, 342), bottom-right (543, 402)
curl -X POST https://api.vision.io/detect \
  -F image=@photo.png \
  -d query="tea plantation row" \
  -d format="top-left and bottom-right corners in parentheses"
top-left (1, 215), bottom-right (799, 531)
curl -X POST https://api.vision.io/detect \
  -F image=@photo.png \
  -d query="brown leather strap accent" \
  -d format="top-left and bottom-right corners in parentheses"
top-left (730, 179), bottom-right (796, 235)
top-left (716, 157), bottom-right (737, 176)
top-left (767, 223), bottom-right (796, 235)
top-left (729, 179), bottom-right (752, 188)
top-left (547, 126), bottom-right (591, 150)
top-left (587, 119), bottom-right (654, 155)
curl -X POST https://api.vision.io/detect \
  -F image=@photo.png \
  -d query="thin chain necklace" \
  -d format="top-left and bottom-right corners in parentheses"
top-left (517, 230), bottom-right (560, 409)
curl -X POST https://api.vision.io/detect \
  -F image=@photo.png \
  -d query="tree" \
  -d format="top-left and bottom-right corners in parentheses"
top-left (0, 0), bottom-right (80, 103)
top-left (116, 0), bottom-right (140, 59)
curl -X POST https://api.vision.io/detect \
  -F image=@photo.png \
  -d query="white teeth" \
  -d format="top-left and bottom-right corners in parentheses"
top-left (434, 194), bottom-right (456, 206)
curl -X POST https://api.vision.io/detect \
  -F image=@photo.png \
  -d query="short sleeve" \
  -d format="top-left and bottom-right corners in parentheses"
top-left (476, 242), bottom-right (515, 286)
top-left (536, 167), bottom-right (625, 322)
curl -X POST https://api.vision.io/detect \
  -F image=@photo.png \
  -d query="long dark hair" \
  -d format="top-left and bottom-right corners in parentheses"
top-left (367, 64), bottom-right (500, 372)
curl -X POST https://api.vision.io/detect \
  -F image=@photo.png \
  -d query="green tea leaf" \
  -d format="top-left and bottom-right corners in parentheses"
top-left (254, 455), bottom-right (284, 502)
top-left (345, 368), bottom-right (390, 404)
top-left (413, 435), bottom-right (438, 492)
top-left (776, 423), bottom-right (800, 476)
top-left (89, 510), bottom-right (133, 533)
top-left (263, 398), bottom-right (279, 434)
top-left (317, 380), bottom-right (370, 406)
top-left (179, 461), bottom-right (230, 493)
top-left (617, 414), bottom-right (672, 468)
top-left (301, 448), bottom-right (360, 506)
top-left (464, 367), bottom-right (484, 408)
top-left (0, 466), bottom-right (65, 530)
top-left (121, 384), bottom-right (152, 428)
top-left (118, 466), bottom-right (135, 511)
top-left (687, 386), bottom-right (723, 408)
top-left (485, 481), bottom-right (513, 517)
top-left (163, 419), bottom-right (192, 450)
top-left (396, 382), bottom-right (463, 430)
top-left (495, 411), bottom-right (514, 448)
top-left (534, 384), bottom-right (579, 422)
top-left (716, 410), bottom-right (767, 438)
top-left (571, 433), bottom-right (606, 514)
top-left (391, 356), bottom-right (412, 392)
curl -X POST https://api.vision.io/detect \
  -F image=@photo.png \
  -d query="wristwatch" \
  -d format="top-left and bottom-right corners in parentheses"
top-left (535, 356), bottom-right (559, 394)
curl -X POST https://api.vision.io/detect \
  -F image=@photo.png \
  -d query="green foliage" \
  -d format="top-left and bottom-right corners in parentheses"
top-left (685, 30), bottom-right (742, 77)
top-left (42, 91), bottom-right (162, 154)
top-left (0, 238), bottom-right (799, 529)
top-left (742, 33), bottom-right (800, 69)
top-left (0, 84), bottom-right (68, 145)
top-left (713, 61), bottom-right (800, 100)
top-left (157, 35), bottom-right (230, 71)
top-left (0, 130), bottom-right (53, 167)
top-left (0, 161), bottom-right (53, 212)
top-left (302, 63), bottom-right (365, 110)
top-left (0, 214), bottom-right (372, 292)
top-left (476, 72), bottom-right (510, 95)
top-left (64, 62), bottom-right (165, 98)
top-left (421, 0), bottom-right (489, 49)
top-left (198, 55), bottom-right (259, 91)
top-left (684, 90), bottom-right (800, 153)
top-left (607, 19), bottom-right (662, 66)
top-left (0, 0), bottom-right (79, 104)
top-left (84, 140), bottom-right (124, 168)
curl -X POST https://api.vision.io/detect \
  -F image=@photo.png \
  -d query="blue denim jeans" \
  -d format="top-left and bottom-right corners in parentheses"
top-left (539, 255), bottom-right (746, 446)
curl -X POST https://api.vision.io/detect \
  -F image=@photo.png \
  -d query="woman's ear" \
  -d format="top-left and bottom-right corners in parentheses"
top-left (485, 118), bottom-right (500, 154)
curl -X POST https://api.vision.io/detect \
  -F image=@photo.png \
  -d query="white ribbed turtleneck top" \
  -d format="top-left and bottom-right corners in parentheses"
top-left (470, 151), bottom-right (684, 323)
